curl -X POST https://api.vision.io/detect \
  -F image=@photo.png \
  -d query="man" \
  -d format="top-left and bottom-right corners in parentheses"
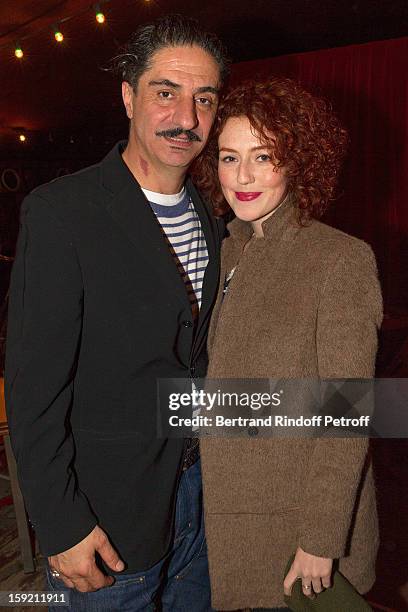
top-left (5, 15), bottom-right (228, 611)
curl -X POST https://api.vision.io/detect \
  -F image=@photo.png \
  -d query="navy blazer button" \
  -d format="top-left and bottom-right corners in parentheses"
top-left (248, 426), bottom-right (259, 437)
top-left (182, 320), bottom-right (193, 328)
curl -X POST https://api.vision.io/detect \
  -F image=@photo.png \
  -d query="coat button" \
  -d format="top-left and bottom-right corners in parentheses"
top-left (182, 320), bottom-right (193, 328)
top-left (248, 426), bottom-right (259, 437)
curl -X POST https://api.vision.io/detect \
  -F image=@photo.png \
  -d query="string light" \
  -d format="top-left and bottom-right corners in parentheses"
top-left (95, 5), bottom-right (105, 23)
top-left (8, 2), bottom-right (113, 59)
top-left (14, 44), bottom-right (24, 59)
top-left (54, 26), bottom-right (64, 43)
top-left (19, 134), bottom-right (26, 143)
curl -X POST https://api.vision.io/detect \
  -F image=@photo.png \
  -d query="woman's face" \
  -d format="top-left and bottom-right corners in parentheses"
top-left (218, 116), bottom-right (287, 230)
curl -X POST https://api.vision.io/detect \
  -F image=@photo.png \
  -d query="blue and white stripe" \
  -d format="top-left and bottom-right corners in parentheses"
top-left (142, 186), bottom-right (209, 314)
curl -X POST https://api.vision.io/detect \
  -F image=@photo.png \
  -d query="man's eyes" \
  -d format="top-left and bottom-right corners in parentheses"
top-left (156, 92), bottom-right (214, 106)
top-left (195, 97), bottom-right (214, 106)
top-left (219, 155), bottom-right (237, 163)
top-left (158, 91), bottom-right (173, 99)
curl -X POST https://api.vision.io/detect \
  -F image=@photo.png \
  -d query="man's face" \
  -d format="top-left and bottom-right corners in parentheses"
top-left (122, 45), bottom-right (220, 172)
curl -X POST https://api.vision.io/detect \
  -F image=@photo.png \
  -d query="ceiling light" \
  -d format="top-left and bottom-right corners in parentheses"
top-left (95, 5), bottom-right (105, 23)
top-left (15, 44), bottom-right (24, 59)
top-left (54, 26), bottom-right (64, 42)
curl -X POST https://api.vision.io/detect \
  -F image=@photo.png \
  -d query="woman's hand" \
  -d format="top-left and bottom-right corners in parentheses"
top-left (283, 547), bottom-right (333, 598)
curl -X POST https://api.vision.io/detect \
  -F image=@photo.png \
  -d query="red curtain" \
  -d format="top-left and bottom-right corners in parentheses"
top-left (231, 37), bottom-right (408, 318)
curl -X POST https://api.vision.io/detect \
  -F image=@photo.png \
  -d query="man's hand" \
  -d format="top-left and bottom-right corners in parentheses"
top-left (283, 546), bottom-right (332, 599)
top-left (48, 525), bottom-right (125, 592)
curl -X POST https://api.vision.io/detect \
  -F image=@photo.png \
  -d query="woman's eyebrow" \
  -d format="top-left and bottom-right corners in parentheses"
top-left (219, 146), bottom-right (268, 152)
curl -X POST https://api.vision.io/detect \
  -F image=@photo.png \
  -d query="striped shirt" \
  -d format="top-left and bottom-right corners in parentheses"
top-left (142, 186), bottom-right (209, 318)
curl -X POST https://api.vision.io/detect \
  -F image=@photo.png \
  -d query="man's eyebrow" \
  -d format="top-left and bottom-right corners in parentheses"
top-left (148, 79), bottom-right (181, 88)
top-left (194, 86), bottom-right (219, 95)
top-left (148, 80), bottom-right (219, 96)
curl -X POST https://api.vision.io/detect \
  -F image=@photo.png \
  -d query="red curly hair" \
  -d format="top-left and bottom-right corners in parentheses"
top-left (192, 77), bottom-right (349, 222)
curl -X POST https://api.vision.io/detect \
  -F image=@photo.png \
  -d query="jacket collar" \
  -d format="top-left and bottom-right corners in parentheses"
top-left (227, 192), bottom-right (300, 245)
top-left (100, 140), bottom-right (134, 195)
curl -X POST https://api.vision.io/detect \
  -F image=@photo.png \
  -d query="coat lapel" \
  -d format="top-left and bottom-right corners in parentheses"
top-left (99, 143), bottom-right (191, 312)
top-left (98, 144), bottom-right (221, 362)
top-left (186, 178), bottom-right (221, 361)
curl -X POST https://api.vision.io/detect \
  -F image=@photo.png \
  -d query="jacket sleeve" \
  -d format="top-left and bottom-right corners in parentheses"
top-left (297, 240), bottom-right (383, 558)
top-left (5, 193), bottom-right (97, 556)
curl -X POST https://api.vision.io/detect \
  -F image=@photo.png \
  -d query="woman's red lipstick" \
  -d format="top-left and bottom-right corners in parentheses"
top-left (235, 192), bottom-right (262, 201)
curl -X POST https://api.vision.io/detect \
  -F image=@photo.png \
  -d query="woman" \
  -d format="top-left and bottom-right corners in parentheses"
top-left (193, 78), bottom-right (382, 611)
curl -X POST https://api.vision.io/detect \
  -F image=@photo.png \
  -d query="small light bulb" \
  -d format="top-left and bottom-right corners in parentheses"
top-left (15, 46), bottom-right (24, 59)
top-left (55, 30), bottom-right (64, 42)
top-left (96, 11), bottom-right (105, 24)
top-left (19, 134), bottom-right (26, 142)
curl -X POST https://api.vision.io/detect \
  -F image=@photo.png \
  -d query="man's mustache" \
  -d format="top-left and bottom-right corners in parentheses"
top-left (155, 127), bottom-right (202, 142)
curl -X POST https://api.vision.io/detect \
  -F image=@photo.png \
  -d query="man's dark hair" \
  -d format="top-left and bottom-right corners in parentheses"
top-left (108, 14), bottom-right (230, 90)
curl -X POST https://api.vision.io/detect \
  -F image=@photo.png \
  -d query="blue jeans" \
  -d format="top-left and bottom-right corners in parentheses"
top-left (46, 459), bottom-right (213, 611)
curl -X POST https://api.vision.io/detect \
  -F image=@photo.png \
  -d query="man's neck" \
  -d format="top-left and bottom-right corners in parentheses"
top-left (122, 140), bottom-right (187, 195)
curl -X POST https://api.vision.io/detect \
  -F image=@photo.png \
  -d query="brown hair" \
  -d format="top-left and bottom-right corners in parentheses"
top-left (192, 77), bottom-right (348, 222)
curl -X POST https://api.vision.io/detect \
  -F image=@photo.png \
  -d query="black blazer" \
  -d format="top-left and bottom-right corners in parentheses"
top-left (5, 142), bottom-right (222, 571)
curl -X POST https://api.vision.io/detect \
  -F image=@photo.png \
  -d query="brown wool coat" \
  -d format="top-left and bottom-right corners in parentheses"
top-left (200, 197), bottom-right (383, 610)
